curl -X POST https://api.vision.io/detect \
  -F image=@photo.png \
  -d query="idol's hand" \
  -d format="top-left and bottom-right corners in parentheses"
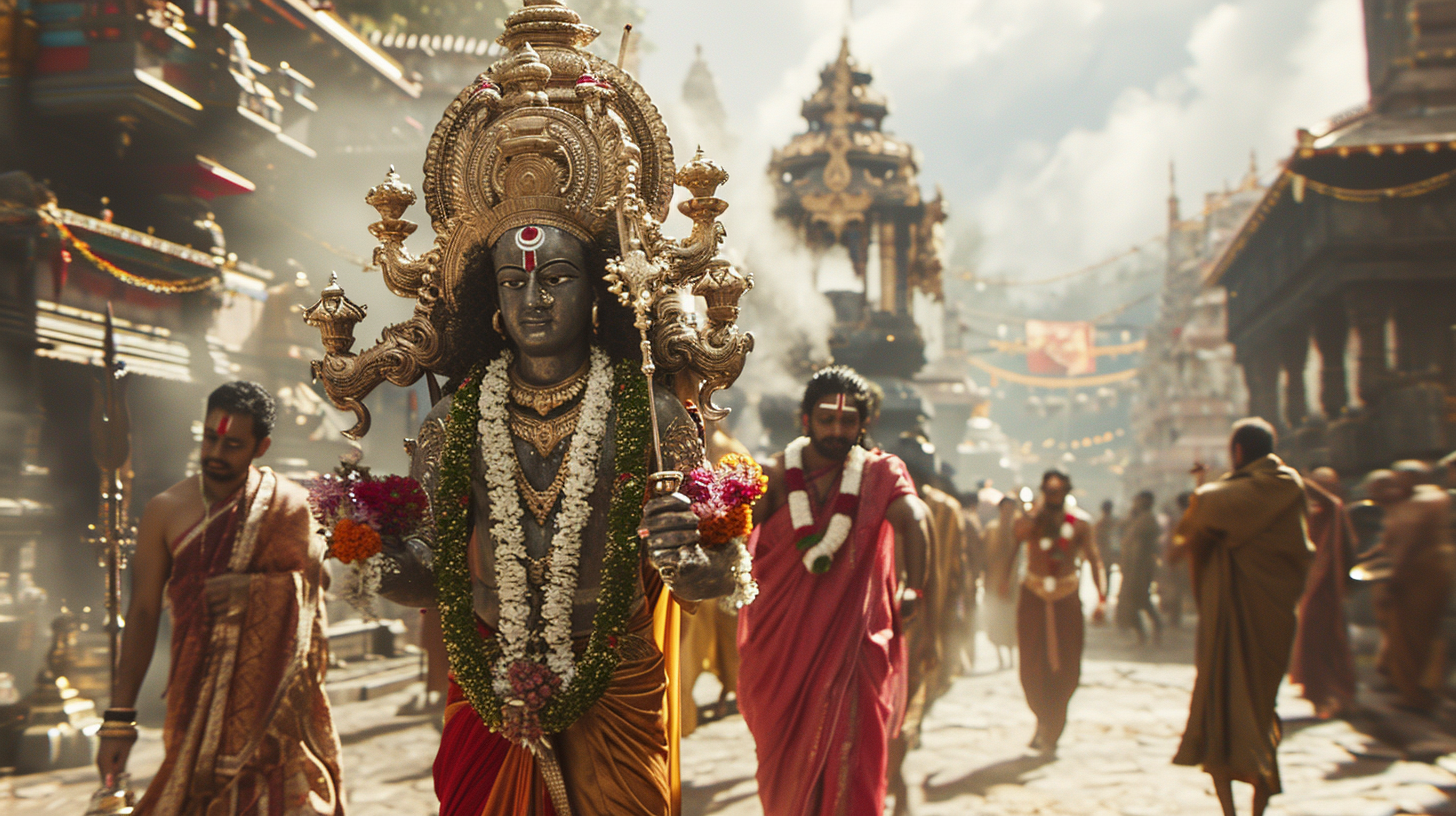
top-left (639, 493), bottom-right (700, 570)
top-left (639, 494), bottom-right (735, 601)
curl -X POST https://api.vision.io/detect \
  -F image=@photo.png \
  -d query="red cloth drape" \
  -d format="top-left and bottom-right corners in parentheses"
top-left (435, 678), bottom-right (553, 816)
top-left (737, 452), bottom-right (914, 816)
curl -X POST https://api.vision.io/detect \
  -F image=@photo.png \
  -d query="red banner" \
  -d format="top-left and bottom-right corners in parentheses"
top-left (1025, 320), bottom-right (1095, 376)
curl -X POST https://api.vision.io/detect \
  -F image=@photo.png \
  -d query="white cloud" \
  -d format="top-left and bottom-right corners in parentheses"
top-left (974, 0), bottom-right (1367, 278)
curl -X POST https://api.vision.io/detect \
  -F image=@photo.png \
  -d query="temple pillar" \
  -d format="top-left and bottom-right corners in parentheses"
top-left (1312, 303), bottom-right (1349, 418)
top-left (1241, 343), bottom-right (1281, 427)
top-left (1393, 295), bottom-right (1443, 375)
top-left (1279, 325), bottom-right (1309, 429)
top-left (1347, 291), bottom-right (1390, 405)
top-left (878, 220), bottom-right (897, 314)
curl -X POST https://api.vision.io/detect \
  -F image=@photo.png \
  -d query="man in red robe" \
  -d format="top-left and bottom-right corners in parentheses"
top-left (1290, 468), bottom-right (1356, 718)
top-left (738, 366), bottom-right (931, 816)
top-left (96, 381), bottom-right (343, 816)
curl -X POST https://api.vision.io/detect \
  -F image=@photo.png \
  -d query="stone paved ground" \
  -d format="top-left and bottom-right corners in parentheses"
top-left (6, 623), bottom-right (1456, 815)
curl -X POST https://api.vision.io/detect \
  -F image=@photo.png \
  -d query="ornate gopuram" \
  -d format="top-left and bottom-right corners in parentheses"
top-left (1212, 0), bottom-right (1456, 474)
top-left (768, 37), bottom-right (948, 448)
top-left (301, 1), bottom-right (752, 809)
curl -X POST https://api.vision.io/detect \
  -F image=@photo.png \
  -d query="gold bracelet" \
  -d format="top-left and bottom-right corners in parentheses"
top-left (98, 721), bottom-right (138, 740)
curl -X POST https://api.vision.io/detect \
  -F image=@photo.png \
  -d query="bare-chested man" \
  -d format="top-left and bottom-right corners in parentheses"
top-left (1007, 469), bottom-right (1105, 755)
top-left (1364, 462), bottom-right (1456, 713)
top-left (96, 381), bottom-right (343, 816)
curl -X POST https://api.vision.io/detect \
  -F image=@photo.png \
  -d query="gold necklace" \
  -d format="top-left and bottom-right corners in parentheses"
top-left (514, 459), bottom-right (569, 526)
top-left (509, 360), bottom-right (589, 416)
top-left (509, 403), bottom-right (582, 459)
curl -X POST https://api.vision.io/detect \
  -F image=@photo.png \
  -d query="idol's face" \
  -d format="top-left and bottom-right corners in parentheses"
top-left (803, 394), bottom-right (865, 462)
top-left (493, 226), bottom-right (594, 359)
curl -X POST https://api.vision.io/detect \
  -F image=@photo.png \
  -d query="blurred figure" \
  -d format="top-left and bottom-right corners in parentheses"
top-left (886, 433), bottom-right (964, 816)
top-left (1116, 491), bottom-right (1162, 646)
top-left (1290, 467), bottom-right (1357, 719)
top-left (977, 479), bottom-right (1005, 527)
top-left (1171, 419), bottom-right (1312, 816)
top-left (984, 496), bottom-right (1021, 670)
top-left (959, 492), bottom-right (986, 673)
top-left (1095, 499), bottom-right (1120, 573)
top-left (1159, 492), bottom-right (1194, 628)
top-left (1363, 462), bottom-right (1456, 713)
top-left (1009, 470), bottom-right (1106, 755)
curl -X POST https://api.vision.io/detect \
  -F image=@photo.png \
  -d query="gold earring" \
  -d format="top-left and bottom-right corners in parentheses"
top-left (493, 310), bottom-right (504, 335)
top-left (592, 302), bottom-right (599, 329)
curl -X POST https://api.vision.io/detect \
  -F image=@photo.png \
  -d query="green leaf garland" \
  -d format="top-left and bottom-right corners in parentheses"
top-left (431, 357), bottom-right (651, 735)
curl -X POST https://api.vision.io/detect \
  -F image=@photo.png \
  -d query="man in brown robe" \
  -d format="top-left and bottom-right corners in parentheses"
top-left (97, 381), bottom-right (343, 816)
top-left (1171, 418), bottom-right (1312, 816)
top-left (1364, 463), bottom-right (1456, 713)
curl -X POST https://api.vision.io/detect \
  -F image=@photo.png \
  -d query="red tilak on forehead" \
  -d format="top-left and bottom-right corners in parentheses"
top-left (515, 226), bottom-right (544, 274)
top-left (215, 414), bottom-right (232, 436)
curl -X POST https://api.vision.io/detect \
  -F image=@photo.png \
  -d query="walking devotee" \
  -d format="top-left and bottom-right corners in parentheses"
top-left (984, 496), bottom-right (1021, 670)
top-left (1005, 469), bottom-right (1105, 756)
top-left (886, 433), bottom-right (965, 815)
top-left (1291, 469), bottom-right (1357, 718)
top-left (95, 381), bottom-right (345, 816)
top-left (738, 366), bottom-right (931, 816)
top-left (1363, 463), bottom-right (1456, 713)
top-left (1171, 418), bottom-right (1313, 816)
top-left (1115, 491), bottom-right (1162, 646)
top-left (959, 492), bottom-right (985, 672)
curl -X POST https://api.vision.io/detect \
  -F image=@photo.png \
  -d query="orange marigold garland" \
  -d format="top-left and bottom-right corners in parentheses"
top-left (307, 460), bottom-right (429, 615)
top-left (330, 518), bottom-right (383, 564)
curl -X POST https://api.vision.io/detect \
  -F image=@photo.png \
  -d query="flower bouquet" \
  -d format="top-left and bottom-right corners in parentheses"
top-left (308, 461), bottom-right (430, 617)
top-left (682, 453), bottom-right (767, 610)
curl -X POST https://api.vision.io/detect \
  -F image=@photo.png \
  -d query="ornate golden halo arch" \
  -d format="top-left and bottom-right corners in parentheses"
top-left (303, 0), bottom-right (753, 439)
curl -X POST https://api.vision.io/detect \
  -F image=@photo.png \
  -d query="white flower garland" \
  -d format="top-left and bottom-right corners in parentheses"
top-left (477, 347), bottom-right (613, 693)
top-left (784, 436), bottom-right (868, 573)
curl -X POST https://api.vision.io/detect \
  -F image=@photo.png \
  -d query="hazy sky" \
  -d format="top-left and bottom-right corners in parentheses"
top-left (631, 0), bottom-right (1370, 281)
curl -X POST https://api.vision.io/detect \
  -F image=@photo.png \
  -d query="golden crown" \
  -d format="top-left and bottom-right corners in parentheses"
top-left (303, 0), bottom-right (753, 438)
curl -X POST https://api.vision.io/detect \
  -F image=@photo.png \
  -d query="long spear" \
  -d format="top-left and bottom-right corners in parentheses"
top-left (85, 302), bottom-right (136, 814)
top-left (92, 303), bottom-right (131, 685)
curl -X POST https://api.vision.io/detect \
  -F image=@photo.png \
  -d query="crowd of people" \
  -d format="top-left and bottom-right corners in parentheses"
top-left (91, 358), bottom-right (1456, 816)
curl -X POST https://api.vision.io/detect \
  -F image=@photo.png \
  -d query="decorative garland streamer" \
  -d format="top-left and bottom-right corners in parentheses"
top-left (52, 221), bottom-right (222, 294)
top-left (432, 356), bottom-right (651, 735)
top-left (1290, 168), bottom-right (1456, 203)
top-left (964, 356), bottom-right (1139, 389)
top-left (0, 205), bottom-right (222, 294)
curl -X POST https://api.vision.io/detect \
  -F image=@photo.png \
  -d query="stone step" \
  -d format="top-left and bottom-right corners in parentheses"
top-left (325, 656), bottom-right (422, 707)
